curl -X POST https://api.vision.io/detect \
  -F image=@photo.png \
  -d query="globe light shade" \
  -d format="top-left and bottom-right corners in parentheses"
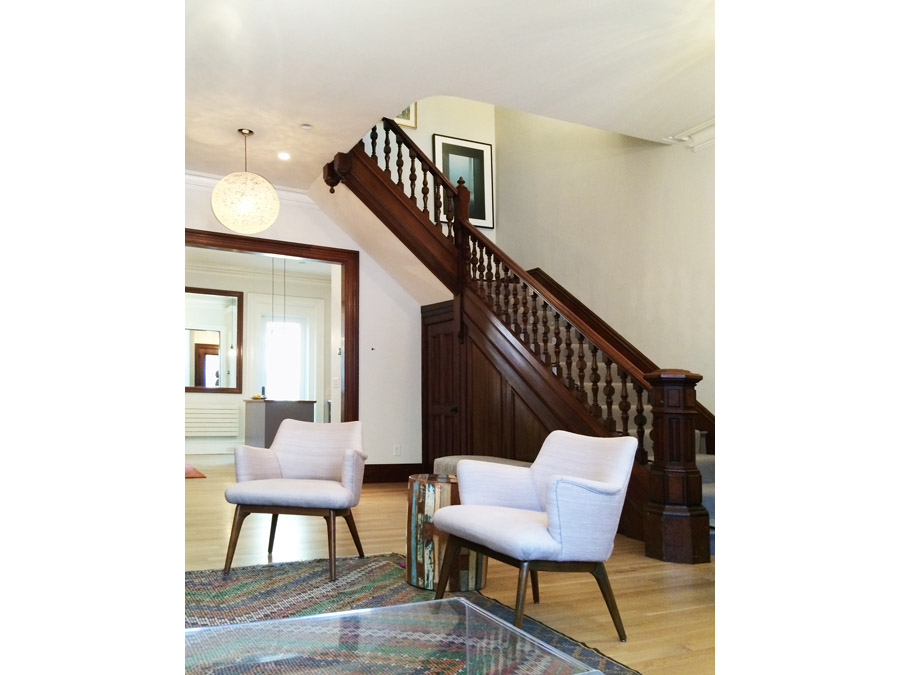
top-left (211, 171), bottom-right (280, 234)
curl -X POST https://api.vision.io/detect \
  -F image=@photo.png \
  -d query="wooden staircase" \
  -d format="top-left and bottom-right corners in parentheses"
top-left (324, 119), bottom-right (712, 563)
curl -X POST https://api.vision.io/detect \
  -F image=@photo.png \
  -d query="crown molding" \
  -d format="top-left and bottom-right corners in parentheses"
top-left (662, 119), bottom-right (715, 152)
top-left (185, 260), bottom-right (332, 283)
top-left (185, 171), bottom-right (315, 205)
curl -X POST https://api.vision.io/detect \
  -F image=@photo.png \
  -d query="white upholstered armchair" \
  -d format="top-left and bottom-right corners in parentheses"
top-left (432, 430), bottom-right (637, 640)
top-left (223, 419), bottom-right (367, 580)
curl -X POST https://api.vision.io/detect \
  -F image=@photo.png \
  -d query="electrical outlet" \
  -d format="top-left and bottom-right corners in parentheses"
top-left (392, 444), bottom-right (401, 457)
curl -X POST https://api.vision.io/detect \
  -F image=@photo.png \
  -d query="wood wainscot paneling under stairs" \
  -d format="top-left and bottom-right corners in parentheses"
top-left (325, 118), bottom-right (714, 563)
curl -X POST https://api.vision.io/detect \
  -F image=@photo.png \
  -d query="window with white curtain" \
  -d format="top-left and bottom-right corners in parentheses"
top-left (247, 290), bottom-right (326, 417)
top-left (262, 317), bottom-right (308, 400)
top-left (255, 312), bottom-right (312, 401)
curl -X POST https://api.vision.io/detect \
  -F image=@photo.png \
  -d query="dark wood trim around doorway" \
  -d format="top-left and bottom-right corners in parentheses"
top-left (185, 228), bottom-right (360, 421)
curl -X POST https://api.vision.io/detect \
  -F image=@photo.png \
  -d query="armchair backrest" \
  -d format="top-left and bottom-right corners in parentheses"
top-left (270, 419), bottom-right (364, 481)
top-left (530, 431), bottom-right (637, 511)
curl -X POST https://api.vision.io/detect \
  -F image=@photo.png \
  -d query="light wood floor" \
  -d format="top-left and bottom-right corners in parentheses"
top-left (186, 454), bottom-right (715, 675)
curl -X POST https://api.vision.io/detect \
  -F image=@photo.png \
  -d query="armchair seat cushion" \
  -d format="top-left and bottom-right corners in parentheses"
top-left (432, 504), bottom-right (562, 561)
top-left (225, 479), bottom-right (355, 510)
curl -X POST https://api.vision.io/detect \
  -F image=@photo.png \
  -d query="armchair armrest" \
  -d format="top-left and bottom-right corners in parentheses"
top-left (340, 448), bottom-right (368, 506)
top-left (545, 475), bottom-right (628, 561)
top-left (233, 445), bottom-right (281, 482)
top-left (457, 460), bottom-right (542, 511)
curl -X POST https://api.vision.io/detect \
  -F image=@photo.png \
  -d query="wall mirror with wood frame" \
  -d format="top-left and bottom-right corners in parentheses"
top-left (185, 287), bottom-right (243, 393)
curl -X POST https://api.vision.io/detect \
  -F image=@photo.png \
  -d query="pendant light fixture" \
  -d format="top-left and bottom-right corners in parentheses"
top-left (211, 128), bottom-right (280, 234)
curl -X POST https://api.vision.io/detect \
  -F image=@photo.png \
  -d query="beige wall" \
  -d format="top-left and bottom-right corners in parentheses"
top-left (493, 108), bottom-right (715, 411)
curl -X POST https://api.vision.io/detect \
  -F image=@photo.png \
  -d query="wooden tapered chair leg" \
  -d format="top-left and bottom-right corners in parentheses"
top-left (267, 514), bottom-right (279, 555)
top-left (513, 562), bottom-right (531, 627)
top-left (592, 562), bottom-right (627, 642)
top-left (224, 505), bottom-right (251, 575)
top-left (434, 535), bottom-right (463, 599)
top-left (324, 511), bottom-right (337, 580)
top-left (530, 569), bottom-right (540, 603)
top-left (343, 511), bottom-right (365, 558)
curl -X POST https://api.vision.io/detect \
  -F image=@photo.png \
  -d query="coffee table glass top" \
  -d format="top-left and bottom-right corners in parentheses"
top-left (185, 597), bottom-right (603, 673)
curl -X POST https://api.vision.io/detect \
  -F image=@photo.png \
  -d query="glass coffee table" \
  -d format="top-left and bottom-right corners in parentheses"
top-left (185, 597), bottom-right (604, 673)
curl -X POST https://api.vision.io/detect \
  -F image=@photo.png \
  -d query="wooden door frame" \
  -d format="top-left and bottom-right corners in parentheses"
top-left (185, 229), bottom-right (360, 421)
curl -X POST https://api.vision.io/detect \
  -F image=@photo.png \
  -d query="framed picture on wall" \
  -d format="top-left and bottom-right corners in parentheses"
top-left (394, 103), bottom-right (417, 129)
top-left (432, 134), bottom-right (494, 229)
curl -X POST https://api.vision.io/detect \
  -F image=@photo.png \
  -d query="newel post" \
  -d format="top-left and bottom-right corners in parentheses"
top-left (644, 369), bottom-right (711, 564)
top-left (452, 179), bottom-right (470, 342)
top-left (453, 177), bottom-right (470, 224)
top-left (324, 152), bottom-right (352, 193)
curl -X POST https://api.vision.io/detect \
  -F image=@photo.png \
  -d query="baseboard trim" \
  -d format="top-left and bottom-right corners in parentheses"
top-left (363, 463), bottom-right (424, 483)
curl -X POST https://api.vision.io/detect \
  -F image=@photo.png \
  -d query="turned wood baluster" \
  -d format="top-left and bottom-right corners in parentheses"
top-left (383, 122), bottom-right (392, 176)
top-left (369, 125), bottom-right (378, 162)
top-left (484, 250), bottom-right (494, 306)
top-left (500, 266), bottom-right (512, 325)
top-left (509, 276), bottom-right (521, 336)
top-left (408, 147), bottom-right (417, 205)
top-left (421, 170), bottom-right (430, 217)
top-left (530, 292), bottom-right (540, 354)
top-left (563, 323), bottom-right (574, 390)
top-left (521, 291), bottom-right (531, 350)
top-left (480, 246), bottom-right (488, 296)
top-left (395, 138), bottom-right (405, 190)
top-left (459, 234), bottom-right (469, 284)
top-left (603, 357), bottom-right (616, 432)
top-left (493, 256), bottom-right (503, 317)
top-left (575, 333), bottom-right (587, 402)
top-left (552, 313), bottom-right (561, 377)
top-left (634, 385), bottom-right (648, 464)
top-left (475, 242), bottom-right (486, 295)
top-left (589, 346), bottom-right (601, 417)
top-left (540, 301), bottom-right (550, 364)
top-left (618, 368), bottom-right (631, 436)
top-left (434, 182), bottom-right (443, 228)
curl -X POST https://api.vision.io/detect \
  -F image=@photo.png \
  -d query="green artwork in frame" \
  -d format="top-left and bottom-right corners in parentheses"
top-left (433, 133), bottom-right (494, 229)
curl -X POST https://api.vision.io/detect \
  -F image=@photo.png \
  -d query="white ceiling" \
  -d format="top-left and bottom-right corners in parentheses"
top-left (186, 0), bottom-right (714, 191)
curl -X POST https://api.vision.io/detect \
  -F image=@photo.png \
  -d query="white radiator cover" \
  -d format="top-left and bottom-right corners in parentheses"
top-left (185, 407), bottom-right (240, 437)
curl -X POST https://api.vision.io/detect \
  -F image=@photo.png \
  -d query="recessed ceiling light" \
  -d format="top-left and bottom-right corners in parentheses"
top-left (278, 151), bottom-right (291, 161)
top-left (300, 123), bottom-right (313, 130)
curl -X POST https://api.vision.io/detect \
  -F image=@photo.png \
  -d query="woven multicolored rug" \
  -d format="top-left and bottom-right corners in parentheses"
top-left (185, 553), bottom-right (640, 674)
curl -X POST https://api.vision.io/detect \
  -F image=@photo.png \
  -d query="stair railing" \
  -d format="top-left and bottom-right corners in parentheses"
top-left (357, 118), bottom-right (662, 463)
top-left (358, 118), bottom-right (461, 245)
top-left (330, 117), bottom-right (712, 563)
